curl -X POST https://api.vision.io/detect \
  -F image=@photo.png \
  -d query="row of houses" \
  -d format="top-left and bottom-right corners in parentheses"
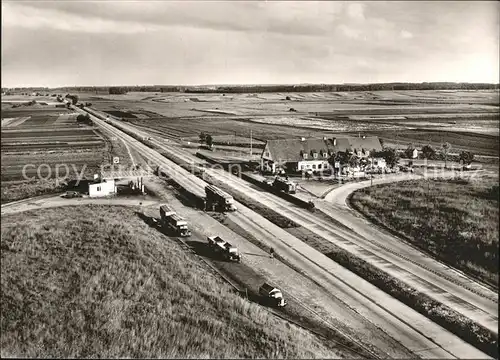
top-left (260, 136), bottom-right (384, 174)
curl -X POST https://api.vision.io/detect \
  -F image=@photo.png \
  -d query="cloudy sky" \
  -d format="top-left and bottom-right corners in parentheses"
top-left (2, 1), bottom-right (499, 87)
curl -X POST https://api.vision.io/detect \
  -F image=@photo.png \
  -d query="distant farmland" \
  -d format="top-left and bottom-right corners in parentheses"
top-left (75, 90), bottom-right (498, 157)
top-left (1, 109), bottom-right (108, 182)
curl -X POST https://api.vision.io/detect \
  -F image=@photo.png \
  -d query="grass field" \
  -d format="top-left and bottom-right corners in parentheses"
top-left (1, 179), bottom-right (66, 204)
top-left (349, 175), bottom-right (499, 287)
top-left (1, 205), bottom-right (341, 359)
top-left (80, 90), bottom-right (498, 157)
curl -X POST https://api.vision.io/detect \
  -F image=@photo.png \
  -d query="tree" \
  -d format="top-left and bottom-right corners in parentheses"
top-left (199, 132), bottom-right (206, 144)
top-left (404, 144), bottom-right (415, 159)
top-left (421, 144), bottom-right (436, 160)
top-left (328, 150), bottom-right (347, 174)
top-left (206, 134), bottom-right (213, 148)
top-left (71, 95), bottom-right (79, 105)
top-left (76, 114), bottom-right (86, 122)
top-left (373, 148), bottom-right (399, 168)
top-left (329, 150), bottom-right (348, 166)
top-left (348, 155), bottom-right (360, 168)
top-left (329, 150), bottom-right (359, 170)
top-left (459, 150), bottom-right (474, 165)
top-left (442, 142), bottom-right (451, 168)
top-left (76, 113), bottom-right (91, 124)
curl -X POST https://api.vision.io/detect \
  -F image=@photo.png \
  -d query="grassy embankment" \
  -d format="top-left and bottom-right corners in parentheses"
top-left (1, 205), bottom-right (340, 358)
top-left (349, 176), bottom-right (499, 287)
top-left (1, 179), bottom-right (66, 204)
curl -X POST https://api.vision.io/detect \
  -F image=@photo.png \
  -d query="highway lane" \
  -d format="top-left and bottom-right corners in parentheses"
top-left (80, 106), bottom-right (492, 358)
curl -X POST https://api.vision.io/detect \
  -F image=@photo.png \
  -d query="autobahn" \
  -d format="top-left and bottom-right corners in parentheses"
top-left (145, 127), bottom-right (498, 334)
top-left (77, 106), bottom-right (492, 359)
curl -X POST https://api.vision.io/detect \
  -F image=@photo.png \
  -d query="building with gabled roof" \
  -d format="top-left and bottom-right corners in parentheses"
top-left (330, 136), bottom-right (382, 157)
top-left (261, 136), bottom-right (382, 174)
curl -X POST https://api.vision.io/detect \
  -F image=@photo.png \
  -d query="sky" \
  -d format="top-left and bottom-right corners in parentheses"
top-left (1, 0), bottom-right (499, 87)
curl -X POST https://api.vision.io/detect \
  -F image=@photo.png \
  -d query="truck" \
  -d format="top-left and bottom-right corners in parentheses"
top-left (159, 204), bottom-right (191, 237)
top-left (273, 177), bottom-right (296, 194)
top-left (259, 283), bottom-right (287, 307)
top-left (205, 185), bottom-right (237, 212)
top-left (207, 235), bottom-right (241, 262)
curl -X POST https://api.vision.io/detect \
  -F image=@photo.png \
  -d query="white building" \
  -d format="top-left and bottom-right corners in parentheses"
top-left (88, 178), bottom-right (116, 197)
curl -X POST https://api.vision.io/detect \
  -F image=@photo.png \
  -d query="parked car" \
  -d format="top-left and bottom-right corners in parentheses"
top-left (303, 169), bottom-right (313, 178)
top-left (399, 165), bottom-right (414, 173)
top-left (62, 191), bottom-right (82, 198)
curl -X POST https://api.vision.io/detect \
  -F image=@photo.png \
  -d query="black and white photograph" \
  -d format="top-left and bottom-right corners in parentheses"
top-left (1, 1), bottom-right (498, 359)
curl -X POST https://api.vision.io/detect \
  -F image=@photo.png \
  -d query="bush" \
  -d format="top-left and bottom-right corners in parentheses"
top-left (421, 145), bottom-right (436, 160)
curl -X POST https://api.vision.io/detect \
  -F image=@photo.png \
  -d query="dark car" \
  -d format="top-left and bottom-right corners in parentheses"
top-left (399, 165), bottom-right (414, 173)
top-left (62, 191), bottom-right (82, 198)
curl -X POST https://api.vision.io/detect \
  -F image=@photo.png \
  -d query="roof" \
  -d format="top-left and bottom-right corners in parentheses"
top-left (264, 138), bottom-right (333, 162)
top-left (263, 136), bottom-right (382, 162)
top-left (205, 185), bottom-right (233, 199)
top-left (160, 204), bottom-right (173, 213)
top-left (169, 213), bottom-right (185, 222)
top-left (260, 283), bottom-right (276, 292)
top-left (328, 136), bottom-right (382, 154)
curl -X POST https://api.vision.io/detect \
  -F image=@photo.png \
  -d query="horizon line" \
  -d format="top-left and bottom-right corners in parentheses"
top-left (3, 81), bottom-right (500, 89)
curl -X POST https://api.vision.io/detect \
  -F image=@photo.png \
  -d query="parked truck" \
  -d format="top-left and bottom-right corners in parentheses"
top-left (259, 283), bottom-right (287, 307)
top-left (159, 204), bottom-right (191, 237)
top-left (273, 177), bottom-right (296, 194)
top-left (205, 185), bottom-right (237, 212)
top-left (207, 235), bottom-right (241, 262)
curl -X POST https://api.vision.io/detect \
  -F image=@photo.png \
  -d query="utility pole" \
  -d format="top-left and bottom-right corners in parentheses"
top-left (370, 153), bottom-right (374, 186)
top-left (250, 129), bottom-right (253, 157)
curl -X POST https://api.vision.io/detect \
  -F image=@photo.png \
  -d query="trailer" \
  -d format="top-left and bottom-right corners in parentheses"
top-left (258, 283), bottom-right (287, 307)
top-left (159, 204), bottom-right (175, 218)
top-left (159, 204), bottom-right (191, 237)
top-left (205, 185), bottom-right (237, 212)
top-left (207, 235), bottom-right (241, 262)
top-left (273, 177), bottom-right (297, 194)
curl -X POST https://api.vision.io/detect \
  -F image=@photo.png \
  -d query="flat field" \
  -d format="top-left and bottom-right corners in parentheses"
top-left (80, 90), bottom-right (499, 157)
top-left (349, 174), bottom-right (499, 287)
top-left (1, 102), bottom-right (112, 202)
top-left (1, 104), bottom-right (108, 182)
top-left (1, 205), bottom-right (341, 358)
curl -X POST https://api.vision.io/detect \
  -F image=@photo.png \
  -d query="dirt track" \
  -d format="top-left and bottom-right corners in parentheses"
top-left (0, 195), bottom-right (159, 216)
